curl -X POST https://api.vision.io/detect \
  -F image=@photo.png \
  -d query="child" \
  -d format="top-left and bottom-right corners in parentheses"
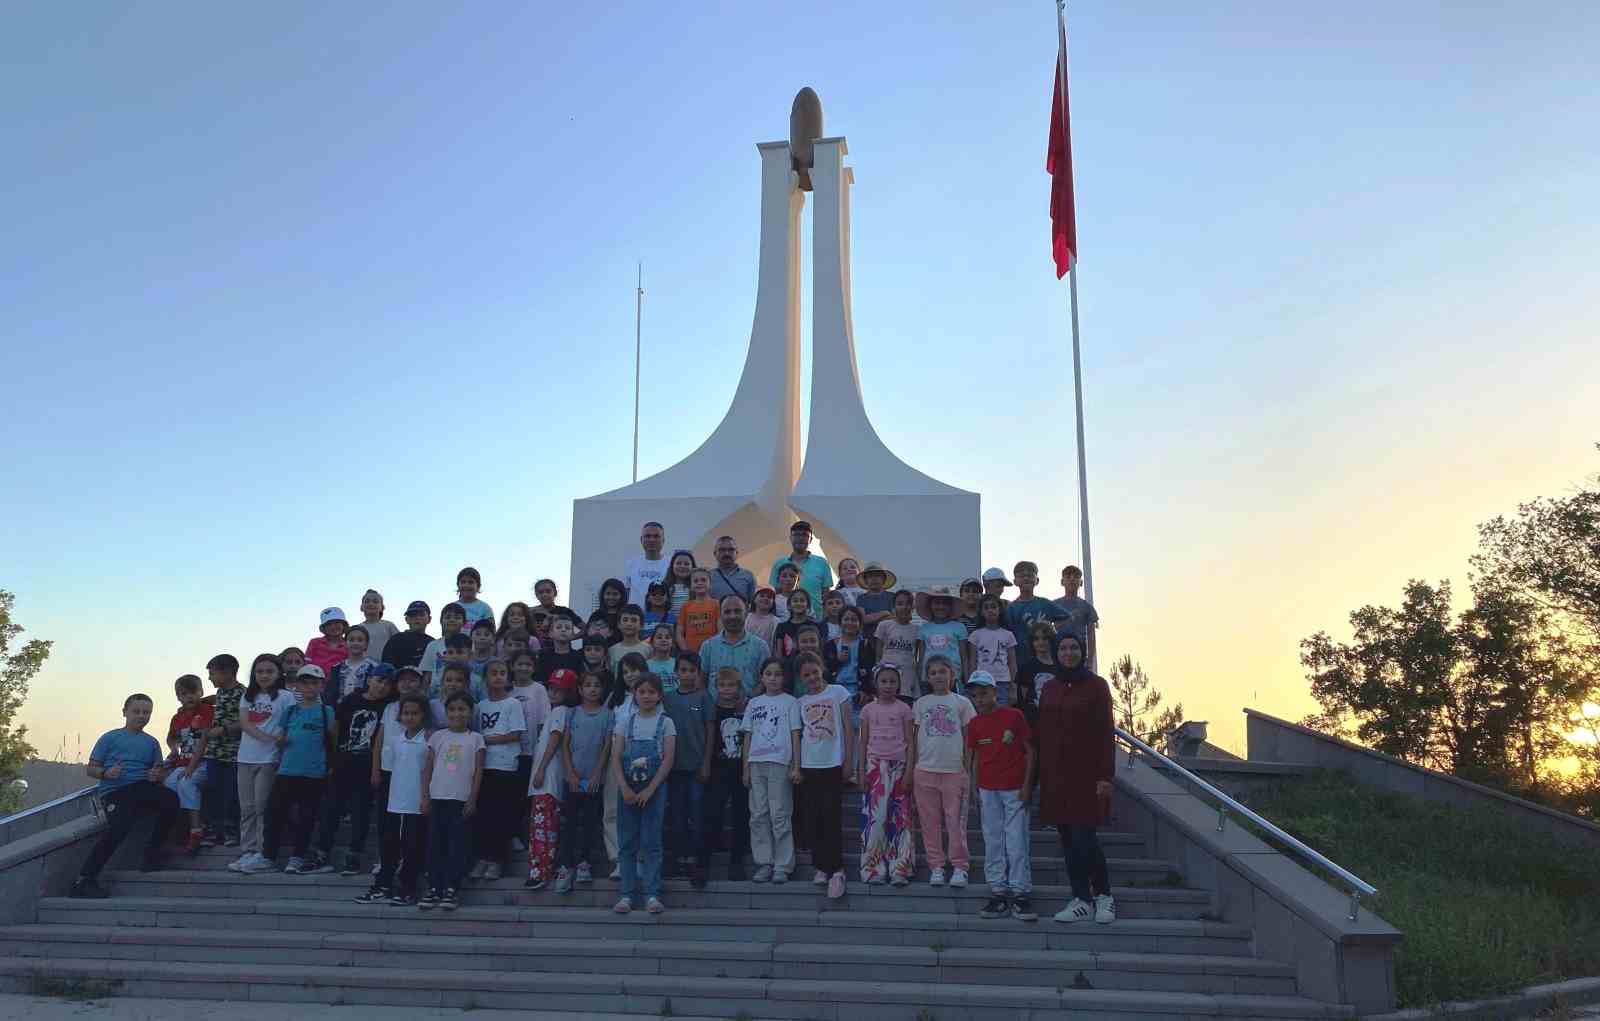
top-left (358, 589), bottom-right (401, 665)
top-left (702, 667), bottom-right (751, 880)
top-left (594, 579), bottom-right (628, 642)
top-left (675, 568), bottom-right (719, 654)
top-left (70, 694), bottom-right (179, 898)
top-left (279, 647), bottom-right (308, 682)
top-left (509, 648), bottom-right (552, 849)
top-left (788, 624), bottom-right (823, 688)
top-left (382, 600), bottom-right (433, 670)
top-left (641, 582), bottom-right (675, 639)
top-left (422, 692), bottom-right (485, 910)
top-left (794, 652), bottom-right (853, 900)
top-left (1054, 564), bottom-right (1100, 667)
top-left (662, 654), bottom-right (715, 887)
top-left (536, 615), bottom-right (584, 683)
top-left (557, 669), bottom-right (614, 893)
top-left (467, 620), bottom-right (498, 700)
top-left (164, 675), bottom-right (212, 854)
top-left (857, 666), bottom-right (915, 886)
top-left (645, 624), bottom-right (678, 690)
top-left (825, 607), bottom-right (876, 705)
top-left (964, 671), bottom-right (1036, 921)
top-left (470, 660), bottom-right (526, 881)
top-left (665, 550), bottom-right (696, 620)
top-left (429, 665), bottom-right (473, 731)
top-left (835, 558), bottom-right (866, 606)
top-left (915, 586), bottom-right (968, 693)
top-left (524, 669), bottom-right (573, 890)
top-left (230, 653), bottom-right (294, 874)
top-left (746, 588), bottom-right (780, 647)
top-left (820, 590), bottom-right (846, 643)
top-left (911, 659), bottom-right (976, 888)
top-left (579, 628), bottom-right (611, 679)
top-left (958, 578), bottom-right (984, 635)
top-left (319, 665), bottom-right (393, 875)
top-left (610, 673), bottom-right (676, 915)
top-left (420, 603), bottom-right (468, 694)
top-left (438, 633), bottom-right (473, 701)
top-left (264, 666), bottom-right (336, 874)
top-left (496, 601), bottom-right (536, 659)
top-left (306, 608), bottom-right (349, 674)
top-left (773, 589), bottom-right (814, 659)
top-left (532, 578), bottom-right (583, 631)
top-left (201, 653), bottom-right (243, 848)
top-left (874, 591), bottom-right (921, 697)
top-left (370, 665), bottom-right (428, 850)
top-left (740, 658), bottom-right (801, 884)
top-left (455, 566), bottom-right (495, 630)
top-left (607, 605), bottom-right (652, 670)
top-left (1003, 560), bottom-right (1068, 652)
top-left (602, 654), bottom-right (649, 875)
top-left (329, 624), bottom-right (378, 702)
top-left (357, 694), bottom-right (431, 906)
top-left (965, 595), bottom-right (1018, 706)
top-left (773, 563), bottom-right (799, 623)
top-left (855, 562), bottom-right (898, 631)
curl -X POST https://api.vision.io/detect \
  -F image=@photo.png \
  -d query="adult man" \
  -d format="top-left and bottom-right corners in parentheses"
top-left (623, 521), bottom-right (669, 602)
top-left (1054, 565), bottom-right (1099, 667)
top-left (767, 521), bottom-right (833, 606)
top-left (708, 535), bottom-right (756, 604)
top-left (698, 594), bottom-right (771, 698)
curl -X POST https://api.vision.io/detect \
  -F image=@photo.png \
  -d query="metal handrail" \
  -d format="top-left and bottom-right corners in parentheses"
top-left (1115, 727), bottom-right (1377, 921)
top-left (0, 784), bottom-right (102, 831)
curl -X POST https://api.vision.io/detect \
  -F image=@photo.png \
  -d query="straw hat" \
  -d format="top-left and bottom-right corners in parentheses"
top-left (859, 561), bottom-right (898, 589)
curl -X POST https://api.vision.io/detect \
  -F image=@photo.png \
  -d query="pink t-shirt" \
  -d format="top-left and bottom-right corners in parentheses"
top-left (426, 729), bottom-right (485, 802)
top-left (859, 699), bottom-right (913, 761)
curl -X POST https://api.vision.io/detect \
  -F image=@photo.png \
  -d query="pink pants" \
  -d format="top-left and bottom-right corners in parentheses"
top-left (912, 768), bottom-right (969, 870)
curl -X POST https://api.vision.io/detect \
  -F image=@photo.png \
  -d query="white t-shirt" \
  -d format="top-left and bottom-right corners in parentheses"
top-left (966, 627), bottom-right (1018, 679)
top-left (837, 585), bottom-right (866, 607)
top-left (798, 684), bottom-right (851, 769)
top-left (527, 705), bottom-right (570, 799)
top-left (741, 692), bottom-right (802, 766)
top-left (510, 683), bottom-right (552, 757)
top-left (237, 689), bottom-right (294, 765)
top-left (912, 692), bottom-right (976, 774)
top-left (623, 555), bottom-right (669, 603)
top-left (387, 728), bottom-right (429, 814)
top-left (378, 701), bottom-right (403, 771)
top-left (476, 696), bottom-right (526, 772)
top-left (419, 637), bottom-right (449, 693)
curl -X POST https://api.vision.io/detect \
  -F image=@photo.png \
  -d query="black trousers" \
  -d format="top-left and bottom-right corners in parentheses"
top-left (377, 811), bottom-right (426, 894)
top-left (559, 790), bottom-right (604, 869)
top-left (81, 782), bottom-right (180, 879)
top-left (1057, 824), bottom-right (1111, 901)
top-left (264, 775), bottom-right (326, 861)
top-left (796, 765), bottom-right (844, 874)
top-left (701, 762), bottom-right (750, 865)
top-left (473, 768), bottom-right (523, 865)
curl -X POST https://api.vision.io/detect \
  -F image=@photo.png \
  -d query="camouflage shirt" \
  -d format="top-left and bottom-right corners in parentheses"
top-left (204, 685), bottom-right (243, 763)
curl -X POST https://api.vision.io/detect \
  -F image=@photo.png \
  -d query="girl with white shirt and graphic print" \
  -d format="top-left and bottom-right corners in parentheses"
top-left (229, 654), bottom-right (295, 874)
top-left (469, 660), bottom-right (525, 881)
top-left (793, 652), bottom-right (853, 900)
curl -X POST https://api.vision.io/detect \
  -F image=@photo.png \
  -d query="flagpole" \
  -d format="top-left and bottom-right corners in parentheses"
top-left (632, 260), bottom-right (642, 483)
top-left (1056, 1), bottom-right (1094, 608)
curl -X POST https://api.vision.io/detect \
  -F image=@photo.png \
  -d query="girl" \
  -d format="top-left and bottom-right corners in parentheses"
top-left (509, 648), bottom-right (551, 850)
top-left (279, 647), bottom-right (307, 684)
top-left (665, 550), bottom-right (696, 620)
top-left (645, 624), bottom-right (678, 691)
top-left (422, 692), bottom-right (485, 911)
top-left (524, 670), bottom-right (572, 890)
top-left (964, 595), bottom-right (1018, 706)
top-left (357, 694), bottom-right (429, 905)
top-left (641, 583), bottom-right (675, 639)
top-left (470, 660), bottom-right (526, 881)
top-left (603, 653), bottom-right (650, 875)
top-left (794, 652), bottom-right (852, 900)
top-left (773, 564), bottom-right (799, 623)
top-left (265, 666), bottom-right (336, 875)
top-left (825, 607), bottom-right (877, 705)
top-left (746, 588), bottom-right (780, 648)
top-left (164, 674), bottom-right (212, 853)
top-left (595, 578), bottom-right (628, 645)
top-left (835, 558), bottom-right (866, 606)
top-left (611, 672), bottom-right (676, 915)
top-left (1038, 633), bottom-right (1117, 925)
top-left (230, 653), bottom-right (293, 874)
top-left (858, 665), bottom-right (915, 886)
top-left (874, 591), bottom-right (921, 698)
top-left (1015, 621), bottom-right (1058, 720)
top-left (773, 589), bottom-right (815, 659)
top-left (496, 601), bottom-right (538, 658)
top-left (454, 566), bottom-right (495, 630)
top-left (359, 589), bottom-right (400, 665)
top-left (557, 670), bottom-right (613, 893)
top-left (580, 630), bottom-right (611, 679)
top-left (740, 658), bottom-right (801, 885)
top-left (910, 659), bottom-right (975, 888)
top-left (675, 568), bottom-right (719, 654)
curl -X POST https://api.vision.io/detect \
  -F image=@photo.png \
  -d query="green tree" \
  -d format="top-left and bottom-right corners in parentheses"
top-left (1107, 655), bottom-right (1184, 748)
top-left (0, 590), bottom-right (49, 815)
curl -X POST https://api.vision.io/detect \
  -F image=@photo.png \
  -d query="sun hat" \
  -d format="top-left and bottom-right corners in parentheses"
top-left (859, 561), bottom-right (899, 589)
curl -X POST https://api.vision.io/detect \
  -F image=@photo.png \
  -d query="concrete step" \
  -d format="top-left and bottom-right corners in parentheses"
top-left (37, 897), bottom-right (1256, 955)
top-left (99, 868), bottom-right (1215, 919)
top-left (0, 956), bottom-right (1356, 1018)
top-left (0, 923), bottom-right (1300, 995)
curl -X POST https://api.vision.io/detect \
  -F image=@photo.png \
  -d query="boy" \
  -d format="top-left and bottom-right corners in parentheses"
top-left (420, 602), bottom-right (468, 694)
top-left (382, 600), bottom-right (433, 670)
top-left (329, 624), bottom-right (378, 702)
top-left (454, 566), bottom-right (495, 630)
top-left (702, 666), bottom-right (750, 880)
top-left (1054, 565), bottom-right (1100, 668)
top-left (201, 653), bottom-right (243, 846)
top-left (964, 671), bottom-right (1036, 921)
top-left (874, 590), bottom-right (921, 697)
top-left (264, 666), bottom-right (337, 875)
top-left (675, 568), bottom-right (720, 654)
top-left (661, 655), bottom-right (716, 887)
top-left (438, 633), bottom-right (473, 700)
top-left (915, 586), bottom-right (967, 692)
top-left (467, 619), bottom-right (497, 699)
top-left (557, 670), bottom-right (613, 893)
top-left (980, 568), bottom-right (1012, 618)
top-left (71, 694), bottom-right (180, 898)
top-left (820, 589), bottom-right (846, 643)
top-left (607, 604), bottom-right (652, 670)
top-left (536, 615), bottom-right (584, 684)
top-left (358, 589), bottom-right (400, 664)
top-left (1003, 561), bottom-right (1068, 652)
top-left (318, 665), bottom-right (393, 876)
top-left (855, 562), bottom-right (897, 630)
top-left (164, 675), bottom-right (213, 854)
top-left (306, 607), bottom-right (349, 674)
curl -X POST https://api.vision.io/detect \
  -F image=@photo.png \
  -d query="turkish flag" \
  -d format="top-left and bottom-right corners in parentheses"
top-left (1048, 36), bottom-right (1077, 279)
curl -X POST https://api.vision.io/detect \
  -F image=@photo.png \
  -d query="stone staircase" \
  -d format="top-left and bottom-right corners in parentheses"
top-left (0, 789), bottom-right (1358, 1019)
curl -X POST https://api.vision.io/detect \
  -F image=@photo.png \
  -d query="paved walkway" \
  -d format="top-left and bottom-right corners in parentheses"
top-left (0, 995), bottom-right (725, 1021)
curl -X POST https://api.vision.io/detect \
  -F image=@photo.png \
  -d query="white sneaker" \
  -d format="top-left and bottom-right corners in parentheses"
top-left (812, 870), bottom-right (829, 887)
top-left (482, 862), bottom-right (503, 881)
top-left (243, 856), bottom-right (279, 874)
top-left (949, 868), bottom-right (969, 888)
top-left (608, 865), bottom-right (621, 880)
top-left (1054, 897), bottom-right (1093, 923)
top-left (283, 857), bottom-right (304, 874)
top-left (928, 867), bottom-right (946, 887)
top-left (1094, 893), bottom-right (1116, 924)
top-left (226, 853), bottom-right (256, 873)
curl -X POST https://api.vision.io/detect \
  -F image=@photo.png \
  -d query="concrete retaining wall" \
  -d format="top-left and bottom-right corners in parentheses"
top-left (0, 807), bottom-right (144, 926)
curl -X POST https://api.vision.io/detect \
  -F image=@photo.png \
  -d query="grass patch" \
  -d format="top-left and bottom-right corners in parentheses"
top-left (1240, 769), bottom-right (1600, 1009)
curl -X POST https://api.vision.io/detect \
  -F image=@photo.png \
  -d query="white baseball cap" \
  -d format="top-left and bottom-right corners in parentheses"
top-left (981, 568), bottom-right (1012, 587)
top-left (966, 670), bottom-right (998, 688)
top-left (319, 607), bottom-right (347, 626)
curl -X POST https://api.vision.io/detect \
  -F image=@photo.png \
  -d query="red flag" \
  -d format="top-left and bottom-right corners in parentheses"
top-left (1047, 18), bottom-right (1077, 279)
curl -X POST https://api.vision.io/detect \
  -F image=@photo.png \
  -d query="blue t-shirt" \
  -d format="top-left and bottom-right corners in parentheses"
top-left (918, 620), bottom-right (968, 681)
top-left (90, 728), bottom-right (162, 793)
top-left (769, 554), bottom-right (834, 606)
top-left (1005, 597), bottom-right (1069, 651)
top-left (278, 703), bottom-right (334, 778)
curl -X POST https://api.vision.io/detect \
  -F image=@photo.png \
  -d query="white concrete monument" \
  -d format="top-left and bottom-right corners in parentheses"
top-left (570, 90), bottom-right (980, 609)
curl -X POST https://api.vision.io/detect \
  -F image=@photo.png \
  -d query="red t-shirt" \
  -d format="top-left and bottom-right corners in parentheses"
top-left (167, 703), bottom-right (216, 766)
top-left (965, 706), bottom-right (1031, 791)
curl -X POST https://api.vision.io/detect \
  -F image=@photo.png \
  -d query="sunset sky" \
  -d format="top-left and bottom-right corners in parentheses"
top-left (4, 2), bottom-right (1597, 762)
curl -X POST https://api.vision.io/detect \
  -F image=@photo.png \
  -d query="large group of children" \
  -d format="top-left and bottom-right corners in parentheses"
top-left (74, 521), bottom-right (1117, 926)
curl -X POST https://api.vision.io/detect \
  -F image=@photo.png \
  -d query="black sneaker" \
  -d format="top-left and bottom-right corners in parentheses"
top-left (418, 890), bottom-right (440, 910)
top-left (354, 886), bottom-right (390, 904)
top-left (69, 877), bottom-right (110, 899)
top-left (979, 895), bottom-right (1011, 919)
top-left (523, 875), bottom-right (547, 890)
top-left (727, 860), bottom-right (747, 882)
top-left (1011, 897), bottom-right (1038, 922)
top-left (388, 892), bottom-right (418, 907)
top-left (440, 888), bottom-right (459, 911)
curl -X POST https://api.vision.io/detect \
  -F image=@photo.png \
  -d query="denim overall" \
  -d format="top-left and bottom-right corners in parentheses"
top-left (617, 712), bottom-right (667, 901)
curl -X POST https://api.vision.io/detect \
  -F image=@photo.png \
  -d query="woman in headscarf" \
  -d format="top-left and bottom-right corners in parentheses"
top-left (1036, 631), bottom-right (1116, 925)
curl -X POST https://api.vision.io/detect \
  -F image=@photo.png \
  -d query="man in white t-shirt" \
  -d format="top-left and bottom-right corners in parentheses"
top-left (622, 521), bottom-right (669, 603)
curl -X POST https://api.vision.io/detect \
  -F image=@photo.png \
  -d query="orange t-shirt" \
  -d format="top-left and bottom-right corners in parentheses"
top-left (679, 599), bottom-right (720, 653)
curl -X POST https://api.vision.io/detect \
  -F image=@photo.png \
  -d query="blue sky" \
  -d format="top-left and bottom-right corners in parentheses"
top-left (4, 2), bottom-right (1597, 760)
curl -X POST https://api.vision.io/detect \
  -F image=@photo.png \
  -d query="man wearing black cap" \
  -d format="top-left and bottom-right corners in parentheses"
top-left (381, 601), bottom-right (434, 670)
top-left (768, 521), bottom-right (834, 607)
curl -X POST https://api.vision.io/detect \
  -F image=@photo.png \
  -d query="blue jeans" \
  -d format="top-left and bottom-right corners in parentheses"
top-left (429, 799), bottom-right (469, 892)
top-left (617, 787), bottom-right (667, 901)
top-left (665, 773), bottom-right (704, 861)
top-left (202, 759), bottom-right (238, 837)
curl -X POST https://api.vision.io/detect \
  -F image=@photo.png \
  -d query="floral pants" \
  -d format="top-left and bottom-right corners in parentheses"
top-left (526, 793), bottom-right (561, 883)
top-left (859, 757), bottom-right (915, 883)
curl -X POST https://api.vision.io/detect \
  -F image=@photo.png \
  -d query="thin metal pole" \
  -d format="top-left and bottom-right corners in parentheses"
top-left (633, 261), bottom-right (642, 483)
top-left (1057, 1), bottom-right (1094, 607)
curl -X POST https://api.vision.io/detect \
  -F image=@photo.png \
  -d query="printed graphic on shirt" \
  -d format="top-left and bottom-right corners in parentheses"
top-left (344, 707), bottom-right (381, 753)
top-left (803, 701), bottom-right (838, 743)
top-left (442, 741), bottom-right (467, 773)
top-left (747, 703), bottom-right (788, 748)
top-left (922, 703), bottom-right (960, 738)
top-left (479, 709), bottom-right (503, 732)
top-left (718, 716), bottom-right (742, 760)
top-left (245, 699), bottom-right (276, 728)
